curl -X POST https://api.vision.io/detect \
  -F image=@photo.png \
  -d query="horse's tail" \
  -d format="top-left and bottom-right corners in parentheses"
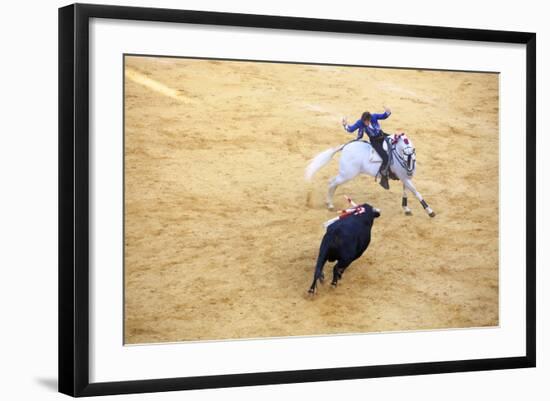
top-left (305, 143), bottom-right (345, 181)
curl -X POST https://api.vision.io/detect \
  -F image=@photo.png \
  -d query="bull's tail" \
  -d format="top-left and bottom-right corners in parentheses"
top-left (314, 246), bottom-right (329, 282)
top-left (305, 144), bottom-right (345, 181)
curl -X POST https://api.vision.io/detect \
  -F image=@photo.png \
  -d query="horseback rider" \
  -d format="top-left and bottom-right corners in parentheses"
top-left (341, 107), bottom-right (392, 190)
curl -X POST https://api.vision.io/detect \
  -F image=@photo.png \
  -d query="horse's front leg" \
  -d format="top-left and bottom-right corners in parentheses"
top-left (402, 183), bottom-right (413, 216)
top-left (403, 178), bottom-right (435, 218)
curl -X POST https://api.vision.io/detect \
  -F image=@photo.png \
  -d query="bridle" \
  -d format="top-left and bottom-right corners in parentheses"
top-left (391, 134), bottom-right (416, 176)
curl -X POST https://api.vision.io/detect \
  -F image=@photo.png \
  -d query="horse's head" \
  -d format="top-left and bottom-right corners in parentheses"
top-left (391, 133), bottom-right (416, 175)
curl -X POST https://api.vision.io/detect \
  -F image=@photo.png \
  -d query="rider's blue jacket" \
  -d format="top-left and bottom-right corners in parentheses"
top-left (344, 111), bottom-right (391, 140)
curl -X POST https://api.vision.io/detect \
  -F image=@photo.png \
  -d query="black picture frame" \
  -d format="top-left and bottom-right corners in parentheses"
top-left (59, 3), bottom-right (536, 397)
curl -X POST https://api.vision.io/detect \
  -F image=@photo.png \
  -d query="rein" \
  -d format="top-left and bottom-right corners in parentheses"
top-left (390, 138), bottom-right (416, 177)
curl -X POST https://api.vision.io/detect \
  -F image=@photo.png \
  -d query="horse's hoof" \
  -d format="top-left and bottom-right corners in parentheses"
top-left (331, 281), bottom-right (337, 288)
top-left (308, 288), bottom-right (316, 295)
top-left (405, 210), bottom-right (413, 216)
top-left (327, 205), bottom-right (334, 211)
top-left (429, 211), bottom-right (436, 218)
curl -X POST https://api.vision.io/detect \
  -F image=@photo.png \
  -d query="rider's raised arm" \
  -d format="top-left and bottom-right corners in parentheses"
top-left (372, 110), bottom-right (391, 120)
top-left (343, 119), bottom-right (361, 133)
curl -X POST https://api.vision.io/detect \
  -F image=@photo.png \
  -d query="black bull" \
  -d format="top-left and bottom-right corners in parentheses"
top-left (308, 203), bottom-right (380, 294)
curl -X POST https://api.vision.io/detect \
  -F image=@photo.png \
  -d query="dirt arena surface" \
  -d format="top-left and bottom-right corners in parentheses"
top-left (124, 56), bottom-right (499, 344)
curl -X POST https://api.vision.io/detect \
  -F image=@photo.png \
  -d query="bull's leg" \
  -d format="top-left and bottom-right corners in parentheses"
top-left (309, 271), bottom-right (323, 294)
top-left (318, 272), bottom-right (325, 283)
top-left (403, 178), bottom-right (435, 218)
top-left (326, 175), bottom-right (349, 210)
top-left (331, 261), bottom-right (350, 287)
top-left (402, 183), bottom-right (412, 216)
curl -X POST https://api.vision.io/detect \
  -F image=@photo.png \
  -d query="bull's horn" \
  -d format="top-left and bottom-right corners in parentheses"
top-left (344, 195), bottom-right (358, 207)
top-left (373, 207), bottom-right (381, 214)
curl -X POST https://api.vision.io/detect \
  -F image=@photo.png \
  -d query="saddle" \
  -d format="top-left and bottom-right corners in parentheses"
top-left (366, 137), bottom-right (398, 180)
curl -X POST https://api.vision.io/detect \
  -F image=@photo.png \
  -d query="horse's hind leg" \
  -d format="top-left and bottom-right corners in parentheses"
top-left (402, 183), bottom-right (413, 216)
top-left (403, 178), bottom-right (435, 218)
top-left (327, 175), bottom-right (349, 210)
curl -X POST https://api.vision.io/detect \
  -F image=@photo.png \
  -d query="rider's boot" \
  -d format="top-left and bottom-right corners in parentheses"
top-left (378, 163), bottom-right (390, 190)
top-left (379, 173), bottom-right (390, 190)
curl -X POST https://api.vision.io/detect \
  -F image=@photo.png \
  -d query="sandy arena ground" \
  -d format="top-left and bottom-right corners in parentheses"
top-left (124, 56), bottom-right (499, 344)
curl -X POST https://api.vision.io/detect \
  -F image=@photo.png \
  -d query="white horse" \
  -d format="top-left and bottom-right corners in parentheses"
top-left (305, 133), bottom-right (435, 217)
